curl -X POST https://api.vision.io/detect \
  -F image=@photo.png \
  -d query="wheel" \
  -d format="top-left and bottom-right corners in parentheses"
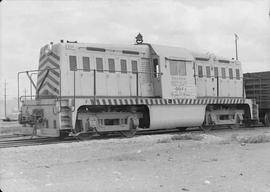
top-left (177, 127), bottom-right (187, 132)
top-left (120, 117), bottom-right (138, 138)
top-left (98, 132), bottom-right (109, 137)
top-left (264, 112), bottom-right (270, 127)
top-left (230, 114), bottom-right (241, 129)
top-left (59, 130), bottom-right (71, 139)
top-left (200, 125), bottom-right (213, 132)
top-left (75, 132), bottom-right (93, 141)
top-left (200, 114), bottom-right (214, 132)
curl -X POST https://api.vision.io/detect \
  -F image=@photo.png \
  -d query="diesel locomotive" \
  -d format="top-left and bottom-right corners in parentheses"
top-left (18, 35), bottom-right (258, 137)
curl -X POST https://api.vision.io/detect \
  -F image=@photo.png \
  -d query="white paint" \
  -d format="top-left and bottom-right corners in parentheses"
top-left (148, 105), bottom-right (206, 129)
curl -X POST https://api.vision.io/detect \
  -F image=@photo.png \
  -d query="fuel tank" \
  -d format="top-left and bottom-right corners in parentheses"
top-left (148, 105), bottom-right (206, 129)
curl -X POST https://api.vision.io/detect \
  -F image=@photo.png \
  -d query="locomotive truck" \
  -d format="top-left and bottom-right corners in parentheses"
top-left (18, 35), bottom-right (258, 138)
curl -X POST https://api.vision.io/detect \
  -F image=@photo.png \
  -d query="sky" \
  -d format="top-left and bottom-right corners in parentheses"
top-left (0, 0), bottom-right (270, 99)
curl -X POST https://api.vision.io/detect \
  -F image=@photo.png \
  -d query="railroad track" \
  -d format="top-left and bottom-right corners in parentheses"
top-left (0, 137), bottom-right (76, 149)
top-left (0, 127), bottom-right (204, 148)
top-left (0, 134), bottom-right (23, 139)
top-left (0, 125), bottom-right (263, 148)
top-left (0, 131), bottom-right (162, 149)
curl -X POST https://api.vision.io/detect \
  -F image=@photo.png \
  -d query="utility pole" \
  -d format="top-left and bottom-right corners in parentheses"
top-left (235, 33), bottom-right (239, 60)
top-left (4, 80), bottom-right (7, 118)
top-left (24, 88), bottom-right (27, 102)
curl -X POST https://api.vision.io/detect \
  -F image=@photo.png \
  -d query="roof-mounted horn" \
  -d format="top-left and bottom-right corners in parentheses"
top-left (135, 33), bottom-right (143, 44)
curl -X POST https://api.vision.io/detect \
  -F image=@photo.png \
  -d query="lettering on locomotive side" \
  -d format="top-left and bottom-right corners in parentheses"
top-left (170, 76), bottom-right (195, 98)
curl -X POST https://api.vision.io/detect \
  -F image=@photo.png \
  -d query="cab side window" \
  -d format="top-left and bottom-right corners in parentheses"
top-left (169, 60), bottom-right (186, 76)
top-left (214, 67), bottom-right (219, 78)
top-left (236, 69), bottom-right (240, 80)
top-left (131, 60), bottom-right (138, 74)
top-left (229, 68), bottom-right (233, 79)
top-left (221, 67), bottom-right (226, 79)
top-left (69, 56), bottom-right (77, 71)
top-left (206, 66), bottom-right (211, 78)
top-left (108, 58), bottom-right (115, 73)
top-left (153, 59), bottom-right (159, 78)
top-left (120, 59), bottom-right (127, 73)
top-left (96, 58), bottom-right (103, 72)
top-left (82, 57), bottom-right (90, 71)
top-left (198, 65), bottom-right (203, 78)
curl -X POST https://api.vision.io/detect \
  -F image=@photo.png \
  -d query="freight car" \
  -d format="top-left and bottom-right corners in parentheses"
top-left (18, 35), bottom-right (258, 138)
top-left (244, 71), bottom-right (270, 126)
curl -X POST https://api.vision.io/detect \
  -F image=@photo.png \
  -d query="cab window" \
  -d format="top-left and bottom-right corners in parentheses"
top-left (229, 68), bottom-right (233, 79)
top-left (198, 65), bottom-right (203, 78)
top-left (108, 58), bottom-right (115, 73)
top-left (206, 66), bottom-right (211, 78)
top-left (69, 56), bottom-right (77, 71)
top-left (169, 60), bottom-right (186, 76)
top-left (120, 59), bottom-right (127, 73)
top-left (131, 60), bottom-right (138, 74)
top-left (221, 67), bottom-right (226, 79)
top-left (236, 69), bottom-right (240, 80)
top-left (96, 57), bottom-right (103, 72)
top-left (153, 58), bottom-right (159, 78)
top-left (214, 67), bottom-right (218, 78)
top-left (83, 57), bottom-right (90, 71)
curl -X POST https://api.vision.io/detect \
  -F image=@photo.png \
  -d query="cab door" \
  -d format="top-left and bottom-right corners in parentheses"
top-left (138, 57), bottom-right (156, 97)
top-left (152, 57), bottom-right (161, 97)
top-left (165, 58), bottom-right (196, 99)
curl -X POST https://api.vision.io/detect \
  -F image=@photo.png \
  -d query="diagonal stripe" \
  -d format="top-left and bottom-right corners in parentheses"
top-left (91, 99), bottom-right (94, 105)
top-left (39, 87), bottom-right (57, 97)
top-left (108, 99), bottom-right (112, 105)
top-left (38, 66), bottom-right (60, 78)
top-left (145, 99), bottom-right (149, 105)
top-left (46, 82), bottom-right (59, 93)
top-left (37, 73), bottom-right (60, 88)
top-left (39, 57), bottom-right (60, 70)
top-left (40, 82), bottom-right (59, 94)
top-left (48, 51), bottom-right (60, 61)
top-left (40, 89), bottom-right (54, 96)
top-left (39, 52), bottom-right (60, 62)
top-left (37, 73), bottom-right (59, 88)
top-left (39, 61), bottom-right (60, 73)
top-left (39, 54), bottom-right (46, 62)
top-left (37, 71), bottom-right (50, 87)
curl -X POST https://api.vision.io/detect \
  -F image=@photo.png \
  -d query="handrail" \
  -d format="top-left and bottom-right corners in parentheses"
top-left (93, 69), bottom-right (96, 105)
top-left (18, 66), bottom-right (163, 113)
top-left (74, 68), bottom-right (163, 75)
top-left (71, 68), bottom-right (163, 107)
top-left (17, 67), bottom-right (61, 111)
top-left (29, 73), bottom-right (38, 100)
